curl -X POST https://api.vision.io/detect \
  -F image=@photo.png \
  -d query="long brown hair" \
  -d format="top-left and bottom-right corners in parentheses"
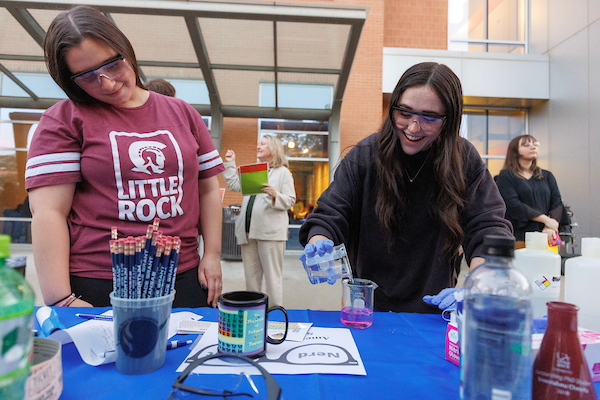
top-left (376, 62), bottom-right (465, 254)
top-left (502, 135), bottom-right (543, 179)
top-left (43, 5), bottom-right (144, 105)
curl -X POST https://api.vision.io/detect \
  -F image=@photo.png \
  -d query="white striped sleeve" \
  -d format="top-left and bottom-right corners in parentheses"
top-left (25, 152), bottom-right (81, 179)
top-left (198, 149), bottom-right (223, 173)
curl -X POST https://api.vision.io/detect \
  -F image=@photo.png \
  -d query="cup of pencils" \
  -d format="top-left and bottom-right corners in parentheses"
top-left (109, 219), bottom-right (178, 375)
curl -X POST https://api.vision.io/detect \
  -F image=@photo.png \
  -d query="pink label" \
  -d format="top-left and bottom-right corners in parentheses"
top-left (445, 323), bottom-right (460, 366)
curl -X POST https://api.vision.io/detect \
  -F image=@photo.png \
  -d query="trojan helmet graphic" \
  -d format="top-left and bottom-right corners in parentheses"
top-left (129, 141), bottom-right (167, 174)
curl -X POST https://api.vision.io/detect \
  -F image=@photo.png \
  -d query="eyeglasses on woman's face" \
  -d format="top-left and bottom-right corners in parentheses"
top-left (70, 55), bottom-right (128, 88)
top-left (520, 141), bottom-right (540, 148)
top-left (390, 106), bottom-right (446, 133)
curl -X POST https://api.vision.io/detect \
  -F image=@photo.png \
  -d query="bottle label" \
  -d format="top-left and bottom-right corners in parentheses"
top-left (0, 312), bottom-right (34, 379)
top-left (532, 274), bottom-right (560, 294)
top-left (534, 365), bottom-right (596, 397)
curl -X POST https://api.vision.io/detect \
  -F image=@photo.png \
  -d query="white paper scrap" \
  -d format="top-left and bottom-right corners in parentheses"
top-left (49, 311), bottom-right (203, 366)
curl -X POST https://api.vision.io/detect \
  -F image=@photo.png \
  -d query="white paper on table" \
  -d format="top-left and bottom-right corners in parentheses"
top-left (267, 321), bottom-right (312, 342)
top-left (48, 311), bottom-right (203, 366)
top-left (179, 323), bottom-right (366, 376)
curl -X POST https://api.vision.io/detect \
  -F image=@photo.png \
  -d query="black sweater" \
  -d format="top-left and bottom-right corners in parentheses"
top-left (299, 134), bottom-right (512, 313)
top-left (496, 169), bottom-right (563, 242)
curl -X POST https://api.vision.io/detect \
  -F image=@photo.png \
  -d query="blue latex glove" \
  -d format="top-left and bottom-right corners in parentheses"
top-left (299, 239), bottom-right (334, 284)
top-left (533, 316), bottom-right (548, 334)
top-left (423, 288), bottom-right (464, 312)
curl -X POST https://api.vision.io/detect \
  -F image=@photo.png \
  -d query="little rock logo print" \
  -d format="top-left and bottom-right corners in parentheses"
top-left (110, 130), bottom-right (184, 222)
top-left (129, 141), bottom-right (167, 174)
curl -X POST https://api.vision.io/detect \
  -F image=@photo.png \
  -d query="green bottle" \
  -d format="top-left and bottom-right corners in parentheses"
top-left (0, 234), bottom-right (34, 400)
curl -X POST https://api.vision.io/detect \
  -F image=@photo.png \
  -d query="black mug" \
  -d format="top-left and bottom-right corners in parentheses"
top-left (218, 291), bottom-right (288, 358)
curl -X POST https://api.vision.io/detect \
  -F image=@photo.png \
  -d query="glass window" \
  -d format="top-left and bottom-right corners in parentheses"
top-left (0, 108), bottom-right (38, 244)
top-left (169, 80), bottom-right (210, 105)
top-left (460, 108), bottom-right (526, 177)
top-left (1, 74), bottom-right (67, 99)
top-left (448, 0), bottom-right (527, 54)
top-left (260, 83), bottom-right (333, 109)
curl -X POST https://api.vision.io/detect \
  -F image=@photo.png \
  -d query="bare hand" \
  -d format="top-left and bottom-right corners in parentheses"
top-left (542, 227), bottom-right (558, 245)
top-left (544, 216), bottom-right (559, 232)
top-left (198, 252), bottom-right (223, 307)
top-left (225, 149), bottom-right (236, 163)
top-left (262, 183), bottom-right (277, 199)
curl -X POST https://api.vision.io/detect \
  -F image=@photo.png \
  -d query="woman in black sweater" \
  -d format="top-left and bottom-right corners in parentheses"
top-left (496, 135), bottom-right (563, 249)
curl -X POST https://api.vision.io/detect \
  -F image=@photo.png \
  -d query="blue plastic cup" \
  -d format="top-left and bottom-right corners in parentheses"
top-left (110, 291), bottom-right (174, 374)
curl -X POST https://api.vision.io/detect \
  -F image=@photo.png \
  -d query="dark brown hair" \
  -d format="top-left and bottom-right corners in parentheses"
top-left (145, 78), bottom-right (176, 97)
top-left (43, 5), bottom-right (144, 105)
top-left (376, 62), bottom-right (465, 254)
top-left (502, 134), bottom-right (543, 179)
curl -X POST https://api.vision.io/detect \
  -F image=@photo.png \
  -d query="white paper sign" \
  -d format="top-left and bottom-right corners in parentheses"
top-left (178, 323), bottom-right (366, 376)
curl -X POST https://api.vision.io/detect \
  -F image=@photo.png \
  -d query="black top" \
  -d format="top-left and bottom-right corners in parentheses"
top-left (496, 169), bottom-right (562, 241)
top-left (299, 134), bottom-right (512, 313)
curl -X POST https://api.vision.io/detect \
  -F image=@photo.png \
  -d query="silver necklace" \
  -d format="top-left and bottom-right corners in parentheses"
top-left (407, 152), bottom-right (430, 183)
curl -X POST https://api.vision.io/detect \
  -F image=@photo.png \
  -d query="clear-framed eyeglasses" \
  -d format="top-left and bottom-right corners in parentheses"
top-left (390, 106), bottom-right (446, 133)
top-left (70, 55), bottom-right (128, 88)
top-left (165, 353), bottom-right (281, 400)
top-left (520, 141), bottom-right (540, 148)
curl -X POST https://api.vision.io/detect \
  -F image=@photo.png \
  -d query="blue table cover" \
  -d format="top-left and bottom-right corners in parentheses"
top-left (38, 307), bottom-right (600, 399)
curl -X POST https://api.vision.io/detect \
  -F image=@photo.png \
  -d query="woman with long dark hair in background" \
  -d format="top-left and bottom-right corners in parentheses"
top-left (496, 135), bottom-right (563, 249)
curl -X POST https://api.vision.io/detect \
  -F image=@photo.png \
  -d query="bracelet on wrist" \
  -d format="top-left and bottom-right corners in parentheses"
top-left (63, 295), bottom-right (81, 307)
top-left (49, 293), bottom-right (74, 307)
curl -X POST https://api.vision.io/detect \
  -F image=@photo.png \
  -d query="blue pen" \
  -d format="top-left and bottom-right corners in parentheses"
top-left (76, 313), bottom-right (113, 321)
top-left (166, 340), bottom-right (193, 350)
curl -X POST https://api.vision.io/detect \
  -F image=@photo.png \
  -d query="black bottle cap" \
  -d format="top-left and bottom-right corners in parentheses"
top-left (482, 235), bottom-right (515, 258)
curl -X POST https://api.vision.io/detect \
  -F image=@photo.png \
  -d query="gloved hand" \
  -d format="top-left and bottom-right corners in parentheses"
top-left (423, 288), bottom-right (464, 312)
top-left (533, 316), bottom-right (548, 334)
top-left (299, 239), bottom-right (334, 284)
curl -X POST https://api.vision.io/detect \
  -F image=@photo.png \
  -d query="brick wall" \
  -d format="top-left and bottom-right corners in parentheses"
top-left (384, 0), bottom-right (448, 50)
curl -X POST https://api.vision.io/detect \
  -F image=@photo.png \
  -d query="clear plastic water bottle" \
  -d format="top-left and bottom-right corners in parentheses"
top-left (0, 234), bottom-right (35, 400)
top-left (461, 235), bottom-right (533, 400)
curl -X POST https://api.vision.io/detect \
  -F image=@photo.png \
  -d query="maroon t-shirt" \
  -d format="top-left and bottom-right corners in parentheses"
top-left (25, 92), bottom-right (224, 278)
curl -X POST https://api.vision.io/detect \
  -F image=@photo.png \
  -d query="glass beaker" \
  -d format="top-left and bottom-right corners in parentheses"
top-left (341, 278), bottom-right (378, 329)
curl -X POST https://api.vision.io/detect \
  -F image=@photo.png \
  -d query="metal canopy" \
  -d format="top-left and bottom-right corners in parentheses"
top-left (0, 0), bottom-right (367, 123)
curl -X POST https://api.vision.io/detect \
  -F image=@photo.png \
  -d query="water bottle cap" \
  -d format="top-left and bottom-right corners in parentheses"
top-left (581, 237), bottom-right (600, 258)
top-left (482, 235), bottom-right (515, 257)
top-left (525, 232), bottom-right (548, 250)
top-left (0, 234), bottom-right (10, 259)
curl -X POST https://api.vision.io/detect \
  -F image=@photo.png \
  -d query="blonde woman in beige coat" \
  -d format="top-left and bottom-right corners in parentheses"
top-left (223, 135), bottom-right (296, 306)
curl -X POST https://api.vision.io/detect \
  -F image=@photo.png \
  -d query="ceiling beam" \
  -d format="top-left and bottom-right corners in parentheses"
top-left (185, 14), bottom-right (222, 111)
top-left (0, 63), bottom-right (39, 100)
top-left (0, 0), bottom-right (368, 24)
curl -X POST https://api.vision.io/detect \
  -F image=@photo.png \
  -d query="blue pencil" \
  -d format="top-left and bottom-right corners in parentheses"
top-left (116, 239), bottom-right (125, 297)
top-left (139, 224), bottom-right (154, 298)
top-left (156, 238), bottom-right (172, 297)
top-left (135, 237), bottom-right (143, 299)
top-left (110, 240), bottom-right (117, 294)
top-left (147, 239), bottom-right (164, 298)
top-left (167, 237), bottom-right (180, 295)
top-left (124, 238), bottom-right (132, 298)
top-left (142, 231), bottom-right (160, 298)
